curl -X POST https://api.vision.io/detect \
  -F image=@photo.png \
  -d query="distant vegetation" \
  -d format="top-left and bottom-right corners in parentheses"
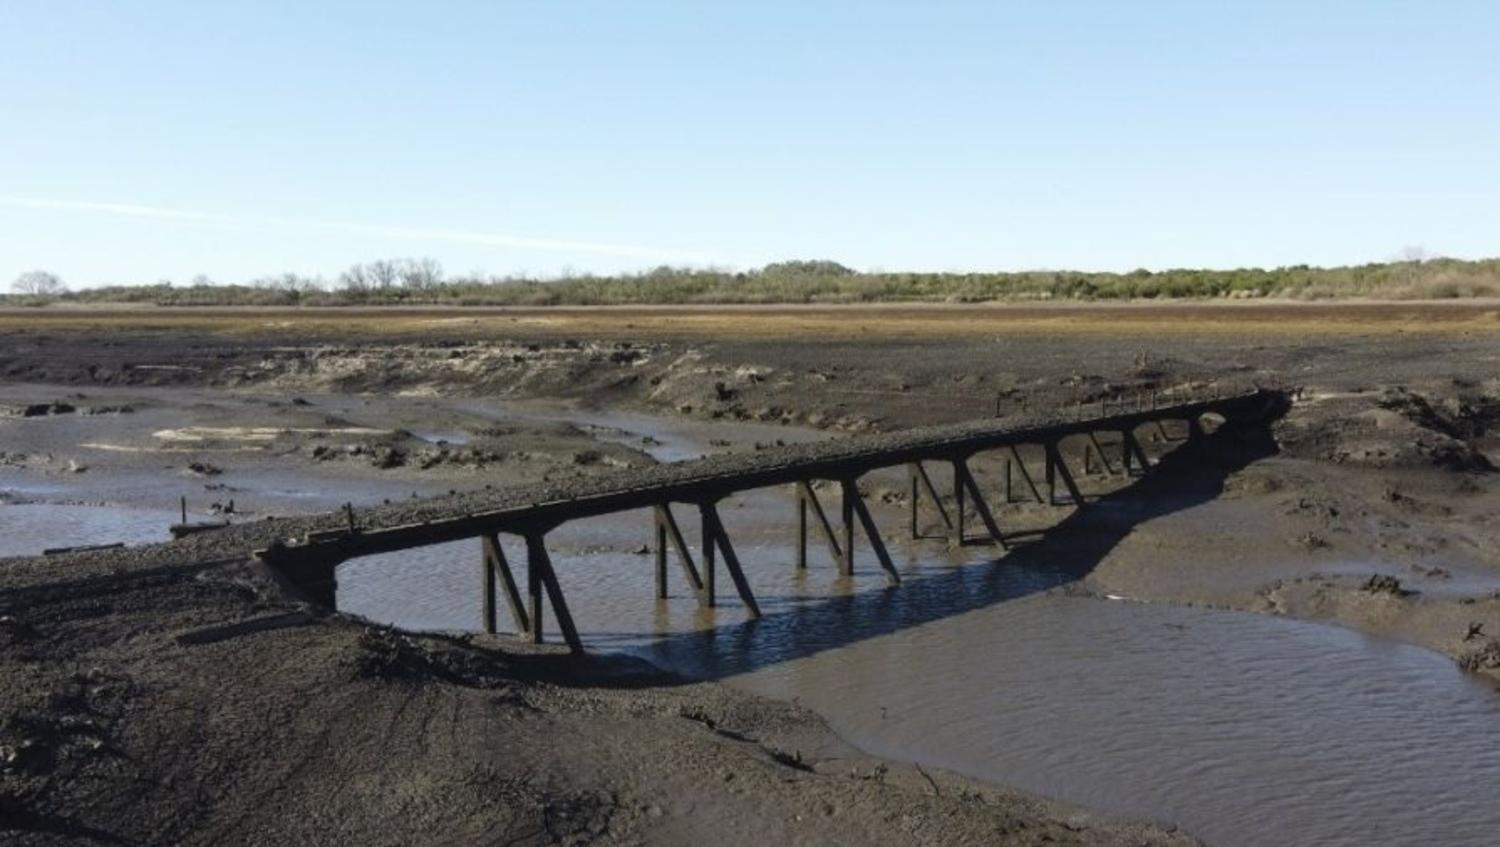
top-left (9, 256), bottom-right (1500, 307)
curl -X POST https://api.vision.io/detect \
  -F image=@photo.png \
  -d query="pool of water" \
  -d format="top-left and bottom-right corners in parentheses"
top-left (11, 397), bottom-right (1500, 846)
top-left (0, 502), bottom-right (180, 557)
top-left (336, 504), bottom-right (1500, 846)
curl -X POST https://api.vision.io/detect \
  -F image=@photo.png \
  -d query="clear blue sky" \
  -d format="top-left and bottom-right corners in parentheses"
top-left (3, 1), bottom-right (1497, 287)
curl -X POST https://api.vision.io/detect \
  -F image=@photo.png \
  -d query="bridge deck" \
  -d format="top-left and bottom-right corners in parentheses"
top-left (262, 389), bottom-right (1282, 565)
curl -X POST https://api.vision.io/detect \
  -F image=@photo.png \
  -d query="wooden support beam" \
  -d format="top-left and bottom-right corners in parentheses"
top-left (955, 459), bottom-right (1008, 549)
top-left (482, 537), bottom-right (496, 633)
top-left (1122, 428), bottom-right (1152, 476)
top-left (526, 533), bottom-right (582, 653)
top-left (1086, 432), bottom-right (1119, 476)
top-left (1045, 444), bottom-right (1056, 505)
top-left (701, 504), bottom-right (717, 607)
top-left (1007, 445), bottom-right (1045, 504)
top-left (1045, 441), bottom-right (1086, 507)
top-left (653, 504), bottom-right (705, 602)
top-left (908, 462), bottom-right (954, 539)
top-left (950, 459), bottom-right (966, 548)
top-left (482, 533), bottom-right (530, 636)
top-left (849, 488), bottom-right (901, 585)
top-left (839, 479), bottom-right (856, 576)
top-left (700, 502), bottom-right (762, 618)
top-left (795, 481), bottom-right (843, 570)
top-left (654, 515), bottom-right (668, 599)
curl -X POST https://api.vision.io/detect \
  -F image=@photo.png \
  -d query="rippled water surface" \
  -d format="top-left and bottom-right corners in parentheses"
top-left (10, 398), bottom-right (1500, 846)
top-left (334, 487), bottom-right (1500, 847)
top-left (0, 502), bottom-right (178, 557)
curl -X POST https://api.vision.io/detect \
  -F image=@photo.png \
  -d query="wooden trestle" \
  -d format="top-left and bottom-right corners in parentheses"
top-left (257, 390), bottom-right (1285, 654)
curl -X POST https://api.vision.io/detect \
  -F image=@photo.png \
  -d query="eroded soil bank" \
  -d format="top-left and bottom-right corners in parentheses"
top-left (5, 302), bottom-right (1500, 844)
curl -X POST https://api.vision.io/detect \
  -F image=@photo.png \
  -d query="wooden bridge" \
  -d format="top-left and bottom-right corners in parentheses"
top-left (258, 389), bottom-right (1288, 652)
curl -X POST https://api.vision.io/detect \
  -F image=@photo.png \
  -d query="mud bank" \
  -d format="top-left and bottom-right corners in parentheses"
top-left (6, 304), bottom-right (1500, 843)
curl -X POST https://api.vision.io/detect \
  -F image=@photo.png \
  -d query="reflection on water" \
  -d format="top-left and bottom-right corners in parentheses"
top-left (338, 488), bottom-right (1500, 847)
top-left (13, 396), bottom-right (1500, 846)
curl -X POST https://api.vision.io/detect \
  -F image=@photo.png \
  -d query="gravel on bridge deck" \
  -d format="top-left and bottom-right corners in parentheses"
top-left (0, 390), bottom-right (1282, 587)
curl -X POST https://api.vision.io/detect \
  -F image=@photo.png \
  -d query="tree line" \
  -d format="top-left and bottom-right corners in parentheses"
top-left (8, 256), bottom-right (1500, 306)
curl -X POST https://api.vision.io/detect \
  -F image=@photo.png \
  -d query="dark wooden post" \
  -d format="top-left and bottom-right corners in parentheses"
top-left (1008, 445), bottom-right (1045, 504)
top-left (700, 501), bottom-right (762, 618)
top-left (1045, 444), bottom-right (1057, 505)
top-left (908, 462), bottom-right (954, 540)
top-left (526, 533), bottom-right (581, 652)
top-left (849, 488), bottom-right (901, 585)
top-left (950, 459), bottom-right (966, 548)
top-left (654, 504), bottom-right (706, 605)
top-left (654, 513), bottom-right (669, 599)
top-left (482, 537), bottom-right (497, 634)
top-left (955, 458), bottom-right (1007, 549)
top-left (797, 489), bottom-right (809, 570)
top-left (700, 504), bottom-right (716, 607)
top-left (1123, 428), bottom-right (1152, 475)
top-left (1045, 440), bottom-right (1085, 506)
top-left (796, 481), bottom-right (844, 570)
top-left (1087, 433), bottom-right (1118, 476)
top-left (526, 536), bottom-right (545, 644)
top-left (908, 464), bottom-right (920, 538)
top-left (482, 534), bottom-right (529, 636)
top-left (839, 479), bottom-right (857, 576)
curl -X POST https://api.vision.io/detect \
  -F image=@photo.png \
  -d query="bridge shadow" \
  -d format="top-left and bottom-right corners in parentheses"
top-left (583, 413), bottom-right (1284, 687)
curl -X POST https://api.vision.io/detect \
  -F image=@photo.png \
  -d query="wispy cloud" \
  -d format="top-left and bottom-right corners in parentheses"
top-left (0, 196), bottom-right (218, 222)
top-left (0, 195), bottom-right (712, 263)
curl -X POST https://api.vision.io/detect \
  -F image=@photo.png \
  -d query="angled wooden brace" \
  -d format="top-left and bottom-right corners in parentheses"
top-left (1005, 445), bottom-right (1046, 505)
top-left (908, 461), bottom-right (954, 540)
top-left (1044, 440), bottom-right (1086, 507)
top-left (481, 533), bottom-right (530, 637)
top-left (525, 533), bottom-right (582, 653)
top-left (1086, 432), bottom-right (1120, 476)
top-left (795, 481), bottom-right (844, 571)
top-left (1121, 428), bottom-right (1153, 475)
top-left (699, 501), bottom-right (761, 618)
top-left (843, 478), bottom-right (901, 585)
top-left (653, 504), bottom-right (706, 602)
top-left (953, 458), bottom-right (1008, 550)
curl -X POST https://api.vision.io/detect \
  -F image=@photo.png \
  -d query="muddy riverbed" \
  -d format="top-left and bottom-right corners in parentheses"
top-left (6, 304), bottom-right (1500, 845)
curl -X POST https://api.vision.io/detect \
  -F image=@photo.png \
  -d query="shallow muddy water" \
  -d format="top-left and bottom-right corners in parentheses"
top-left (0, 502), bottom-right (179, 557)
top-left (10, 396), bottom-right (1500, 845)
top-left (336, 500), bottom-right (1500, 846)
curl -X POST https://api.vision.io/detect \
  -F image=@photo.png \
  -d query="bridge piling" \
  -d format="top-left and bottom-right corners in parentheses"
top-left (848, 482), bottom-right (901, 585)
top-left (481, 533), bottom-right (529, 636)
top-left (700, 501), bottom-right (761, 618)
top-left (653, 505), bottom-right (705, 602)
top-left (525, 533), bottom-right (582, 652)
top-left (1086, 433), bottom-right (1119, 476)
top-left (908, 462), bottom-right (954, 540)
top-left (1007, 445), bottom-right (1045, 504)
top-left (954, 458), bottom-right (1007, 549)
top-left (1122, 428), bottom-right (1152, 475)
top-left (1045, 440), bottom-right (1085, 506)
top-left (795, 481), bottom-right (844, 570)
top-left (839, 480), bottom-right (856, 576)
top-left (950, 460), bottom-right (966, 547)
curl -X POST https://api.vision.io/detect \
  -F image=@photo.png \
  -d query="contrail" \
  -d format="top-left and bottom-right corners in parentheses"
top-left (0, 195), bottom-right (713, 263)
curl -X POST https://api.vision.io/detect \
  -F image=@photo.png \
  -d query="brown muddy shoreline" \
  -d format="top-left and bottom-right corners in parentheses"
top-left (5, 303), bottom-right (1500, 844)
